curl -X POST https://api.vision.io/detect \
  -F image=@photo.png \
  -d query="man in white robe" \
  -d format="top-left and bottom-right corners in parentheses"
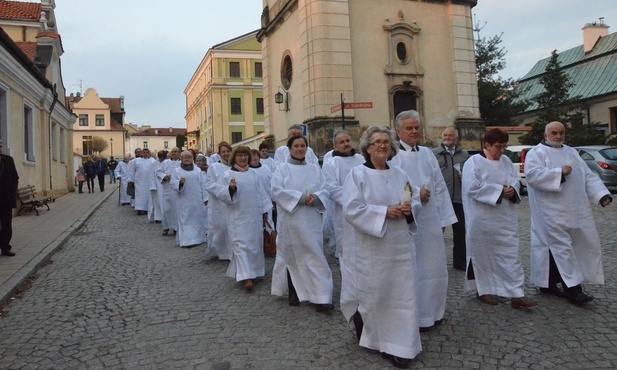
top-left (126, 148), bottom-right (142, 207)
top-left (204, 143), bottom-right (233, 260)
top-left (129, 148), bottom-right (155, 216)
top-left (273, 124), bottom-right (319, 168)
top-left (390, 110), bottom-right (457, 329)
top-left (525, 121), bottom-right (612, 305)
top-left (115, 154), bottom-right (131, 205)
top-left (322, 131), bottom-right (363, 258)
top-left (156, 147), bottom-right (181, 235)
top-left (258, 143), bottom-right (275, 173)
top-left (148, 151), bottom-right (164, 223)
top-left (171, 152), bottom-right (207, 247)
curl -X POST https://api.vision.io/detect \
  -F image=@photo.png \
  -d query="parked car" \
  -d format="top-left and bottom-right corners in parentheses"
top-left (574, 146), bottom-right (617, 190)
top-left (504, 145), bottom-right (533, 193)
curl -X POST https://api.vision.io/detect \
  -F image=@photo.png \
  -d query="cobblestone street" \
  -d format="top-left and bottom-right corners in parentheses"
top-left (0, 190), bottom-right (616, 369)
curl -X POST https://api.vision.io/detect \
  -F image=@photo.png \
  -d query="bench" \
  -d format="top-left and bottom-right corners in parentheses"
top-left (17, 185), bottom-right (54, 216)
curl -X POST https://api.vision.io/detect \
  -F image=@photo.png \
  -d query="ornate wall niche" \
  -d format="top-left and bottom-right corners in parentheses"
top-left (383, 18), bottom-right (423, 77)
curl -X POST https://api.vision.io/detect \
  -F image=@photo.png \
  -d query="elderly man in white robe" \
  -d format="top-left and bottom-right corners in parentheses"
top-left (204, 142), bottom-right (233, 260)
top-left (462, 128), bottom-right (536, 309)
top-left (171, 151), bottom-right (207, 248)
top-left (115, 154), bottom-right (131, 205)
top-left (148, 150), bottom-right (165, 223)
top-left (525, 121), bottom-right (612, 305)
top-left (156, 147), bottom-right (181, 236)
top-left (273, 124), bottom-right (319, 168)
top-left (342, 126), bottom-right (422, 369)
top-left (128, 148), bottom-right (155, 215)
top-left (390, 110), bottom-right (457, 330)
top-left (210, 147), bottom-right (272, 292)
top-left (322, 130), bottom-right (363, 258)
top-left (271, 135), bottom-right (334, 313)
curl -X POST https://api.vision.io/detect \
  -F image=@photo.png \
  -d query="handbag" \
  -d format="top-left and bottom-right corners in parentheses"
top-left (127, 181), bottom-right (135, 197)
top-left (263, 219), bottom-right (277, 257)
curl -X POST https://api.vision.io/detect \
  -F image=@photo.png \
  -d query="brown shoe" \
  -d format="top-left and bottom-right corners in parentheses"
top-left (511, 297), bottom-right (537, 309)
top-left (478, 294), bottom-right (498, 306)
top-left (243, 279), bottom-right (254, 293)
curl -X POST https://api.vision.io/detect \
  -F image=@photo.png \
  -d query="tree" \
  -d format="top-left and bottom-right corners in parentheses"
top-left (474, 26), bottom-right (529, 126)
top-left (89, 136), bottom-right (109, 155)
top-left (519, 50), bottom-right (601, 145)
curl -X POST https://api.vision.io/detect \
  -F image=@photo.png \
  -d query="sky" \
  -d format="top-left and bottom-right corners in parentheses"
top-left (49, 0), bottom-right (617, 128)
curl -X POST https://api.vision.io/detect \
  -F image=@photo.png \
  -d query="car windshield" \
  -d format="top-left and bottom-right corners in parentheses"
top-left (599, 148), bottom-right (617, 160)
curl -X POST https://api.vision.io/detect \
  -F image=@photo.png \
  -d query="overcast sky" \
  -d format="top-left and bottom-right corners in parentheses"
top-left (52, 0), bottom-right (616, 128)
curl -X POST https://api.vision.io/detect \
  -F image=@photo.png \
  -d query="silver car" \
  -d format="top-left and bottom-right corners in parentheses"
top-left (574, 145), bottom-right (617, 190)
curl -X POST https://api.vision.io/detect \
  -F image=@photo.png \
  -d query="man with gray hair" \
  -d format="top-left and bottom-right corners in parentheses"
top-left (433, 127), bottom-right (469, 271)
top-left (391, 110), bottom-right (456, 331)
top-left (273, 124), bottom-right (319, 167)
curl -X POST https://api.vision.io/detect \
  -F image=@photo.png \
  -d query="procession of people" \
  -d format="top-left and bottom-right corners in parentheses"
top-left (108, 115), bottom-right (611, 369)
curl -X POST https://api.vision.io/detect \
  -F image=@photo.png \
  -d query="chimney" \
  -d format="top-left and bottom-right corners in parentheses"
top-left (583, 18), bottom-right (609, 53)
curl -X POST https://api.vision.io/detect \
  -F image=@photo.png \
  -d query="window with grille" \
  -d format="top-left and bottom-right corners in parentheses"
top-left (231, 132), bottom-right (242, 144)
top-left (231, 98), bottom-right (242, 115)
top-left (230, 62), bottom-right (240, 78)
top-left (79, 114), bottom-right (88, 126)
top-left (256, 98), bottom-right (264, 115)
top-left (95, 114), bottom-right (104, 126)
top-left (255, 62), bottom-right (263, 78)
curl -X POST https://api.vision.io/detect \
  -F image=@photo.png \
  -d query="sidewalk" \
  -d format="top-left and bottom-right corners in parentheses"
top-left (0, 182), bottom-right (118, 305)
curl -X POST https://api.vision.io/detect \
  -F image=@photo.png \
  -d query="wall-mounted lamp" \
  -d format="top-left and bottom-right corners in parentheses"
top-left (275, 87), bottom-right (289, 112)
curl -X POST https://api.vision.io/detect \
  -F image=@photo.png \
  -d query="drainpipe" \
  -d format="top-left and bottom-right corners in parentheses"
top-left (48, 83), bottom-right (58, 190)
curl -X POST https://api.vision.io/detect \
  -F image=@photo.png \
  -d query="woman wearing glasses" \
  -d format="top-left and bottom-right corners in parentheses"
top-left (271, 135), bottom-right (334, 312)
top-left (208, 146), bottom-right (272, 293)
top-left (462, 128), bottom-right (536, 309)
top-left (342, 126), bottom-right (422, 369)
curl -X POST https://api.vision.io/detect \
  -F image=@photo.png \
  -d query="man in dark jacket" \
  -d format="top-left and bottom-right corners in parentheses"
top-left (0, 139), bottom-right (19, 257)
top-left (94, 156), bottom-right (108, 192)
top-left (107, 156), bottom-right (118, 184)
top-left (433, 128), bottom-right (469, 271)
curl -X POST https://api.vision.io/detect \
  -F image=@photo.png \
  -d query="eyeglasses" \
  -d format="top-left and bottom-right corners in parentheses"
top-left (236, 154), bottom-right (250, 158)
top-left (492, 144), bottom-right (508, 150)
top-left (370, 140), bottom-right (391, 147)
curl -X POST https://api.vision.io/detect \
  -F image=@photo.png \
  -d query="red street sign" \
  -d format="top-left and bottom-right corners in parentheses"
top-left (331, 102), bottom-right (373, 113)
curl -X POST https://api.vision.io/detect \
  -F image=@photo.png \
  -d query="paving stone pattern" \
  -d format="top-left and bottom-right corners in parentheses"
top-left (0, 194), bottom-right (616, 369)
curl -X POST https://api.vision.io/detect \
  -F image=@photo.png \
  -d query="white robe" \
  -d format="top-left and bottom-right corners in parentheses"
top-left (129, 157), bottom-right (155, 212)
top-left (525, 144), bottom-right (608, 288)
top-left (115, 161), bottom-right (131, 204)
top-left (171, 166), bottom-right (207, 247)
top-left (462, 154), bottom-right (524, 297)
top-left (273, 145), bottom-right (319, 168)
top-left (342, 164), bottom-right (422, 359)
top-left (251, 164), bottom-right (274, 226)
top-left (390, 145), bottom-right (456, 327)
top-left (259, 157), bottom-right (275, 173)
top-left (157, 159), bottom-right (181, 231)
top-left (321, 153), bottom-right (364, 257)
top-left (271, 162), bottom-right (333, 304)
top-left (148, 160), bottom-right (162, 222)
top-left (204, 162), bottom-right (232, 260)
top-left (210, 169), bottom-right (272, 281)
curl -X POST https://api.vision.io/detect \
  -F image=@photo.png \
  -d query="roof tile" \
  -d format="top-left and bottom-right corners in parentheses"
top-left (0, 0), bottom-right (42, 21)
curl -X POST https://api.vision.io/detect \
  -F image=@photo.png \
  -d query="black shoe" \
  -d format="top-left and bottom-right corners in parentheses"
top-left (381, 353), bottom-right (410, 369)
top-left (315, 303), bottom-right (334, 312)
top-left (287, 271), bottom-right (300, 306)
top-left (173, 230), bottom-right (177, 236)
top-left (1, 251), bottom-right (16, 257)
top-left (419, 326), bottom-right (433, 333)
top-left (567, 292), bottom-right (594, 305)
top-left (539, 287), bottom-right (565, 298)
top-left (162, 229), bottom-right (169, 236)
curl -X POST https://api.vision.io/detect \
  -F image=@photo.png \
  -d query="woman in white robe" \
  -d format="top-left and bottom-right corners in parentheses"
top-left (156, 148), bottom-right (181, 236)
top-left (342, 126), bottom-right (422, 368)
top-left (116, 155), bottom-right (131, 205)
top-left (171, 151), bottom-right (207, 248)
top-left (209, 147), bottom-right (272, 292)
top-left (204, 142), bottom-right (233, 260)
top-left (271, 135), bottom-right (334, 313)
top-left (250, 149), bottom-right (274, 228)
top-left (462, 128), bottom-right (536, 309)
top-left (195, 154), bottom-right (210, 237)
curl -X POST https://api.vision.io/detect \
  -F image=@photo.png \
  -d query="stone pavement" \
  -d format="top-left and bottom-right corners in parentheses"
top-left (0, 186), bottom-right (616, 369)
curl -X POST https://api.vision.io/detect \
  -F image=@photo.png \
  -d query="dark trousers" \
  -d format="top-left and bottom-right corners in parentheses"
top-left (548, 251), bottom-right (582, 299)
top-left (97, 173), bottom-right (105, 191)
top-left (452, 202), bottom-right (466, 269)
top-left (0, 206), bottom-right (13, 253)
top-left (78, 181), bottom-right (84, 193)
top-left (86, 176), bottom-right (95, 192)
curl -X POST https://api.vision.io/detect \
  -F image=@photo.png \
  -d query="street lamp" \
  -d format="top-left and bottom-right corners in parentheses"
top-left (110, 138), bottom-right (113, 157)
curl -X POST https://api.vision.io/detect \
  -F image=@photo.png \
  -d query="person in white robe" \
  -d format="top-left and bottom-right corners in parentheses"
top-left (322, 131), bottom-right (363, 258)
top-left (204, 142), bottom-right (233, 260)
top-left (525, 121), bottom-right (612, 305)
top-left (271, 135), bottom-right (334, 313)
top-left (171, 151), bottom-right (207, 248)
top-left (115, 154), bottom-right (131, 205)
top-left (157, 147), bottom-right (181, 236)
top-left (148, 151), bottom-right (165, 223)
top-left (390, 110), bottom-right (457, 329)
top-left (462, 128), bottom-right (536, 309)
top-left (126, 148), bottom-right (142, 207)
top-left (273, 124), bottom-right (319, 168)
top-left (258, 143), bottom-right (275, 173)
top-left (209, 147), bottom-right (272, 292)
top-left (341, 126), bottom-right (422, 368)
top-left (128, 148), bottom-right (155, 215)
top-left (195, 154), bottom-right (210, 237)
top-left (320, 148), bottom-right (336, 250)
